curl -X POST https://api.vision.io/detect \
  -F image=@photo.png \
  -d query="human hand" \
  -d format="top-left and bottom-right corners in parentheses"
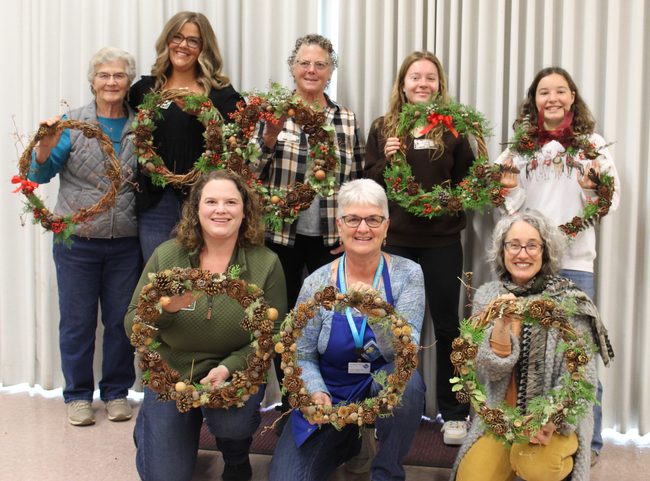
top-left (301, 391), bottom-right (332, 424)
top-left (577, 159), bottom-right (600, 189)
top-left (173, 98), bottom-right (200, 116)
top-left (160, 291), bottom-right (203, 313)
top-left (199, 365), bottom-right (230, 388)
top-left (262, 114), bottom-right (287, 148)
top-left (35, 116), bottom-right (63, 164)
top-left (500, 158), bottom-right (519, 189)
top-left (527, 422), bottom-right (557, 445)
top-left (384, 137), bottom-right (401, 161)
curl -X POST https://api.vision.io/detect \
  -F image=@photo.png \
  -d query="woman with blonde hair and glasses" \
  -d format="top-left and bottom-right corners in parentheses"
top-left (364, 51), bottom-right (476, 444)
top-left (129, 11), bottom-right (240, 262)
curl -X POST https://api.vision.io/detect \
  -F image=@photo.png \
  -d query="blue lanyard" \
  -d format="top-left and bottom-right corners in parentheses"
top-left (338, 253), bottom-right (385, 352)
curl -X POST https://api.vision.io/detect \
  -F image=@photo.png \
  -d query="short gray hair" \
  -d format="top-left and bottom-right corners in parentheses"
top-left (337, 179), bottom-right (389, 218)
top-left (287, 34), bottom-right (338, 89)
top-left (487, 210), bottom-right (566, 279)
top-left (87, 47), bottom-right (137, 87)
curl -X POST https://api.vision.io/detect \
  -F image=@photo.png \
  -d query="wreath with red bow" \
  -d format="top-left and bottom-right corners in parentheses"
top-left (383, 98), bottom-right (517, 217)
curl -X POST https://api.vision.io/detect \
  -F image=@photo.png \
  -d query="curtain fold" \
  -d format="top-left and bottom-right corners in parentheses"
top-left (1, 0), bottom-right (647, 435)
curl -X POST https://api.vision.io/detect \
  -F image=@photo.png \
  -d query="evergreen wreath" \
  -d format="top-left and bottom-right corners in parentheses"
top-left (129, 265), bottom-right (279, 412)
top-left (15, 119), bottom-right (122, 246)
top-left (383, 98), bottom-right (516, 217)
top-left (504, 117), bottom-right (616, 237)
top-left (449, 295), bottom-right (598, 447)
top-left (276, 285), bottom-right (418, 429)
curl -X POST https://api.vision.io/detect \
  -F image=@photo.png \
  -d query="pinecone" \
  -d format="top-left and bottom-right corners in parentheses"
top-left (240, 317), bottom-right (256, 331)
top-left (552, 307), bottom-right (568, 322)
top-left (176, 394), bottom-right (194, 413)
top-left (204, 282), bottom-right (220, 297)
top-left (550, 413), bottom-right (566, 427)
top-left (259, 319), bottom-right (274, 333)
top-left (456, 388), bottom-right (471, 404)
top-left (473, 164), bottom-right (486, 178)
top-left (156, 389), bottom-right (174, 402)
top-left (152, 272), bottom-right (172, 292)
top-left (130, 333), bottom-right (146, 347)
top-left (451, 336), bottom-right (466, 350)
top-left (491, 423), bottom-right (507, 436)
top-left (170, 267), bottom-right (187, 282)
top-left (169, 281), bottom-right (186, 297)
top-left (436, 190), bottom-right (451, 206)
top-left (230, 372), bottom-right (248, 389)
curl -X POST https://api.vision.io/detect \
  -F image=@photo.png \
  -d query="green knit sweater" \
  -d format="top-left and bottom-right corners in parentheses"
top-left (124, 240), bottom-right (287, 380)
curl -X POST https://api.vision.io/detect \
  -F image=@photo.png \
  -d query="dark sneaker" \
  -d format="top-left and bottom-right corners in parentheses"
top-left (222, 459), bottom-right (252, 481)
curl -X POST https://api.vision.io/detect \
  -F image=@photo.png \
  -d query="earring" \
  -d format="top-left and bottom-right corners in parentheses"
top-left (382, 238), bottom-right (387, 247)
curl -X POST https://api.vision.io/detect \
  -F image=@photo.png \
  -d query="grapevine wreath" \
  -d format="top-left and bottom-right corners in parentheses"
top-left (276, 285), bottom-right (419, 429)
top-left (129, 265), bottom-right (279, 412)
top-left (449, 295), bottom-right (598, 447)
top-left (503, 117), bottom-right (616, 238)
top-left (15, 120), bottom-right (122, 246)
top-left (131, 83), bottom-right (340, 232)
top-left (383, 98), bottom-right (519, 217)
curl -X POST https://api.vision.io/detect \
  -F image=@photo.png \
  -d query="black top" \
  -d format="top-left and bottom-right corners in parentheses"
top-left (364, 117), bottom-right (476, 248)
top-left (128, 76), bottom-right (241, 211)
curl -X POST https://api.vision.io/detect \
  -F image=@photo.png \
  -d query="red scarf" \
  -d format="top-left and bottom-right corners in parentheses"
top-left (537, 109), bottom-right (574, 148)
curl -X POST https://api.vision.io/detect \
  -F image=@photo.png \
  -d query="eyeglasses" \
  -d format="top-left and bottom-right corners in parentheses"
top-left (340, 215), bottom-right (386, 228)
top-left (294, 60), bottom-right (330, 71)
top-left (95, 72), bottom-right (128, 82)
top-left (170, 33), bottom-right (203, 49)
top-left (504, 242), bottom-right (545, 255)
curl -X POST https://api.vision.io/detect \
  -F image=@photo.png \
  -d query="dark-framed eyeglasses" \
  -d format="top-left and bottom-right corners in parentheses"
top-left (294, 60), bottom-right (330, 71)
top-left (95, 72), bottom-right (128, 82)
top-left (340, 215), bottom-right (386, 228)
top-left (504, 242), bottom-right (544, 255)
top-left (170, 33), bottom-right (202, 49)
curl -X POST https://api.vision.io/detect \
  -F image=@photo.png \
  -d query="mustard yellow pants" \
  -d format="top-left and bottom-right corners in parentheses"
top-left (456, 431), bottom-right (578, 481)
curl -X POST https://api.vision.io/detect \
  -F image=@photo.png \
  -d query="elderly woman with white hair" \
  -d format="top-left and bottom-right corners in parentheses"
top-left (268, 178), bottom-right (426, 481)
top-left (451, 210), bottom-right (613, 481)
top-left (28, 46), bottom-right (141, 426)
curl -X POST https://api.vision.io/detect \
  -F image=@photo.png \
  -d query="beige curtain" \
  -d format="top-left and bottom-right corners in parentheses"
top-left (1, 0), bottom-right (648, 435)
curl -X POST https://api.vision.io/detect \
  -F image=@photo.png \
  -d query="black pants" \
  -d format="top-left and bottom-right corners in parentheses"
top-left (384, 241), bottom-right (469, 422)
top-left (267, 234), bottom-right (339, 414)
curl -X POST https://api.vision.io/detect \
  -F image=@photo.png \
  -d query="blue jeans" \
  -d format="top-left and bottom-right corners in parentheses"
top-left (269, 364), bottom-right (426, 481)
top-left (560, 269), bottom-right (602, 453)
top-left (135, 385), bottom-right (265, 481)
top-left (138, 188), bottom-right (184, 263)
top-left (53, 236), bottom-right (141, 403)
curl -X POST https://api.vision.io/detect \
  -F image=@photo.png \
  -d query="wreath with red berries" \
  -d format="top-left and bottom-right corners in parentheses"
top-left (503, 120), bottom-right (616, 238)
top-left (450, 295), bottom-right (597, 447)
top-left (276, 285), bottom-right (418, 429)
top-left (130, 265), bottom-right (280, 412)
top-left (384, 98), bottom-right (516, 217)
top-left (15, 119), bottom-right (122, 246)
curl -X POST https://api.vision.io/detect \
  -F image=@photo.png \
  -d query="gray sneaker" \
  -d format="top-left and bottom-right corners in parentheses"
top-left (68, 400), bottom-right (95, 426)
top-left (106, 398), bottom-right (132, 422)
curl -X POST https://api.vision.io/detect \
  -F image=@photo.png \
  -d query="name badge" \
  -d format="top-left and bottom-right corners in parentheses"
top-left (278, 131), bottom-right (300, 143)
top-left (414, 139), bottom-right (437, 150)
top-left (160, 100), bottom-right (173, 109)
top-left (181, 301), bottom-right (196, 311)
top-left (348, 362), bottom-right (371, 375)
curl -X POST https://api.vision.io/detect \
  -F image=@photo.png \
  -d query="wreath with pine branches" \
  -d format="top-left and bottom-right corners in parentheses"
top-left (449, 295), bottom-right (597, 447)
top-left (504, 117), bottom-right (616, 238)
top-left (15, 119), bottom-right (122, 246)
top-left (129, 265), bottom-right (279, 412)
top-left (383, 98), bottom-right (517, 217)
top-left (276, 285), bottom-right (418, 429)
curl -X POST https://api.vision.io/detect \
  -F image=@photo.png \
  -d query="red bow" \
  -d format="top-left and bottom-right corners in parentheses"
top-left (537, 109), bottom-right (574, 148)
top-left (420, 112), bottom-right (459, 137)
top-left (11, 175), bottom-right (39, 194)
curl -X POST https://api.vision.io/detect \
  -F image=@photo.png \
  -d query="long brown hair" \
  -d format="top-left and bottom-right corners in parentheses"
top-left (380, 51), bottom-right (450, 159)
top-left (513, 67), bottom-right (595, 135)
top-left (174, 170), bottom-right (264, 251)
top-left (151, 11), bottom-right (231, 94)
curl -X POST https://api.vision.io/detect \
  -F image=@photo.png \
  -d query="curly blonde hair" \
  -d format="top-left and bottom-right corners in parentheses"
top-left (151, 11), bottom-right (231, 94)
top-left (513, 67), bottom-right (595, 136)
top-left (174, 170), bottom-right (264, 251)
top-left (380, 51), bottom-right (450, 160)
